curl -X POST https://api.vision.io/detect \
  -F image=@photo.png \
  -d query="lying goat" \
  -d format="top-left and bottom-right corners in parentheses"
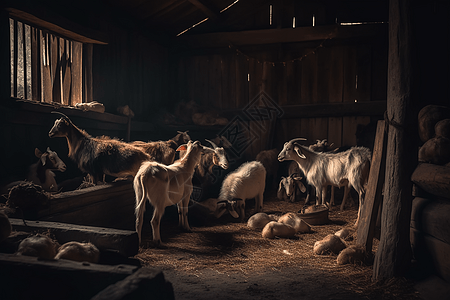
top-left (278, 138), bottom-right (371, 227)
top-left (213, 161), bottom-right (266, 222)
top-left (28, 147), bottom-right (66, 192)
top-left (277, 173), bottom-right (306, 202)
top-left (48, 112), bottom-right (150, 184)
top-left (134, 140), bottom-right (215, 245)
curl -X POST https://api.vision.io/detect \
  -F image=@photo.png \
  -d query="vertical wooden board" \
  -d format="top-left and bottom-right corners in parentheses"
top-left (300, 118), bottom-right (311, 141)
top-left (51, 35), bottom-right (61, 103)
top-left (343, 45), bottom-right (357, 103)
top-left (62, 40), bottom-right (71, 105)
top-left (9, 18), bottom-right (14, 98)
top-left (328, 46), bottom-right (344, 103)
top-left (248, 57), bottom-right (263, 100)
top-left (290, 60), bottom-right (303, 105)
top-left (276, 62), bottom-right (287, 106)
top-left (371, 39), bottom-right (388, 101)
top-left (41, 32), bottom-right (52, 103)
top-left (300, 48), bottom-right (318, 104)
top-left (316, 46), bottom-right (330, 103)
top-left (235, 52), bottom-right (249, 109)
top-left (16, 21), bottom-right (24, 99)
top-left (31, 27), bottom-right (40, 101)
top-left (355, 44), bottom-right (372, 102)
top-left (83, 43), bottom-right (93, 103)
top-left (309, 117), bottom-right (328, 141)
top-left (24, 24), bottom-right (31, 100)
top-left (208, 54), bottom-right (222, 108)
top-left (356, 120), bottom-right (387, 252)
top-left (342, 116), bottom-right (370, 146)
top-left (328, 117), bottom-right (343, 147)
top-left (71, 41), bottom-right (82, 105)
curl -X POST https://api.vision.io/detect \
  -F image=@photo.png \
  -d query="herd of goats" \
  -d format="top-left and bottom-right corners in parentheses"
top-left (7, 111), bottom-right (372, 247)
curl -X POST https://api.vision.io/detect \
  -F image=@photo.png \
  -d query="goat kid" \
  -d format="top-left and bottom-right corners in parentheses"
top-left (278, 138), bottom-right (371, 227)
top-left (277, 173), bottom-right (306, 202)
top-left (134, 140), bottom-right (215, 245)
top-left (27, 147), bottom-right (66, 192)
top-left (48, 112), bottom-right (150, 184)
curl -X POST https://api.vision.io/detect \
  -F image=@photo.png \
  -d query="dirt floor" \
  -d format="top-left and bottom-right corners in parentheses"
top-left (134, 191), bottom-right (424, 300)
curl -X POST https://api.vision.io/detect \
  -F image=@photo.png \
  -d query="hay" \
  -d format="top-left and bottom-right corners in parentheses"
top-left (134, 192), bottom-right (420, 299)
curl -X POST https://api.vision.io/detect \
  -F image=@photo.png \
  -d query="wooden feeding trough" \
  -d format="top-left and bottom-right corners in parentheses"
top-left (298, 205), bottom-right (329, 225)
top-left (19, 180), bottom-right (136, 231)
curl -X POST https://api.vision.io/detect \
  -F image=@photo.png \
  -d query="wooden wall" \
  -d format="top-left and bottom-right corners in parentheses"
top-left (171, 33), bottom-right (387, 160)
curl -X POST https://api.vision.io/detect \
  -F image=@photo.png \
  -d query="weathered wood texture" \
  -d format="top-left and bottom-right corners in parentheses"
top-left (9, 218), bottom-right (139, 257)
top-left (356, 120), bottom-right (387, 252)
top-left (37, 181), bottom-right (136, 231)
top-left (173, 29), bottom-right (387, 159)
top-left (373, 0), bottom-right (418, 282)
top-left (0, 253), bottom-right (137, 300)
top-left (411, 197), bottom-right (450, 282)
top-left (92, 268), bottom-right (175, 300)
top-left (411, 164), bottom-right (450, 199)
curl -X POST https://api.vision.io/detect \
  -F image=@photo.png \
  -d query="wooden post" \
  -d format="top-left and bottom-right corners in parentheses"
top-left (356, 120), bottom-right (387, 252)
top-left (372, 0), bottom-right (418, 281)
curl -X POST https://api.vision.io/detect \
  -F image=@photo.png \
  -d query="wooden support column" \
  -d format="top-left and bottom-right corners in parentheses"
top-left (372, 0), bottom-right (418, 281)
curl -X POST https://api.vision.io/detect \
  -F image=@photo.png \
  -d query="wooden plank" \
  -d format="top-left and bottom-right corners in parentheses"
top-left (356, 120), bottom-right (387, 252)
top-left (71, 41), bottom-right (82, 105)
top-left (328, 117), bottom-right (342, 147)
top-left (9, 218), bottom-right (139, 257)
top-left (178, 23), bottom-right (388, 48)
top-left (41, 31), bottom-right (52, 103)
top-left (411, 164), bottom-right (450, 199)
top-left (31, 26), bottom-right (40, 101)
top-left (16, 20), bottom-right (24, 99)
top-left (300, 47), bottom-right (317, 104)
top-left (83, 43), bottom-right (93, 103)
top-left (92, 268), bottom-right (175, 300)
top-left (0, 253), bottom-right (136, 300)
top-left (7, 8), bottom-right (108, 44)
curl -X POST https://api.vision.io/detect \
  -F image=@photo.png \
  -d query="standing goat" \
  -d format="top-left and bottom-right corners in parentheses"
top-left (278, 138), bottom-right (371, 227)
top-left (134, 140), bottom-right (215, 245)
top-left (48, 112), bottom-right (150, 184)
top-left (28, 147), bottom-right (66, 192)
top-left (214, 161), bottom-right (266, 222)
top-left (179, 139), bottom-right (229, 201)
top-left (131, 131), bottom-right (191, 165)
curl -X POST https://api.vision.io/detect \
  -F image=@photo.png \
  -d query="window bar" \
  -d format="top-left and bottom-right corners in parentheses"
top-left (9, 18), bottom-right (15, 98)
top-left (25, 23), bottom-right (32, 100)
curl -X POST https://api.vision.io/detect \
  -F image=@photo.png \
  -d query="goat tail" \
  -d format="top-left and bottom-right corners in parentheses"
top-left (134, 172), bottom-right (148, 242)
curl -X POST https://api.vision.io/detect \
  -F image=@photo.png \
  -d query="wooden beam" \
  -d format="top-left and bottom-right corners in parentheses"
top-left (9, 218), bottom-right (139, 257)
top-left (6, 8), bottom-right (108, 44)
top-left (373, 0), bottom-right (417, 282)
top-left (222, 101), bottom-right (387, 120)
top-left (177, 23), bottom-right (387, 48)
top-left (187, 0), bottom-right (219, 20)
top-left (0, 253), bottom-right (137, 300)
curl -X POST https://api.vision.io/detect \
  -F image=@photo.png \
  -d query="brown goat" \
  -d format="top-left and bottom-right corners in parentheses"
top-left (48, 112), bottom-right (150, 184)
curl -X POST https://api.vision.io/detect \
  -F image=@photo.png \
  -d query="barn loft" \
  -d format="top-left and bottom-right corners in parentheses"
top-left (1, 0), bottom-right (450, 299)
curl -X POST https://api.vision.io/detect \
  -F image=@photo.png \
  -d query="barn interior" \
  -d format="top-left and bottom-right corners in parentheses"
top-left (0, 0), bottom-right (449, 299)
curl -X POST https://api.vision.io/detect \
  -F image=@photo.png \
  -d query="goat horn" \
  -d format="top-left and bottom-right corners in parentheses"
top-left (205, 139), bottom-right (218, 149)
top-left (51, 111), bottom-right (70, 120)
top-left (289, 138), bottom-right (307, 144)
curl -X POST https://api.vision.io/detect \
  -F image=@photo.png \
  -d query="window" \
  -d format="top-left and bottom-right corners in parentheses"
top-left (9, 17), bottom-right (88, 106)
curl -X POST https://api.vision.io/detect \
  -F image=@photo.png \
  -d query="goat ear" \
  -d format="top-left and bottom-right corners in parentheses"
top-left (35, 148), bottom-right (43, 158)
top-left (176, 144), bottom-right (188, 151)
top-left (40, 153), bottom-right (47, 166)
top-left (294, 145), bottom-right (306, 159)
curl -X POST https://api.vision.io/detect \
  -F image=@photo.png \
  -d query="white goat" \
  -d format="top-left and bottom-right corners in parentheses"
top-left (216, 161), bottom-right (266, 221)
top-left (27, 147), bottom-right (66, 192)
top-left (278, 138), bottom-right (371, 227)
top-left (134, 140), bottom-right (215, 245)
